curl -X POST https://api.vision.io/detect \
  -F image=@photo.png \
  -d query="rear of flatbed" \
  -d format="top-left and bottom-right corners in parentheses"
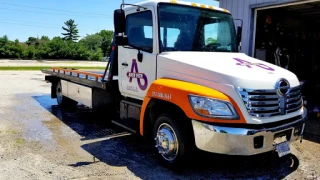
top-left (41, 68), bottom-right (109, 89)
top-left (42, 65), bottom-right (120, 109)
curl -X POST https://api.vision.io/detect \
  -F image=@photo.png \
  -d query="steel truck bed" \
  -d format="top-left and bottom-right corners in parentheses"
top-left (42, 67), bottom-right (119, 110)
top-left (41, 67), bottom-right (110, 89)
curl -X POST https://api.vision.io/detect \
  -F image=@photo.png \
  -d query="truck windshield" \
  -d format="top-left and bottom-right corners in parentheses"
top-left (158, 3), bottom-right (237, 52)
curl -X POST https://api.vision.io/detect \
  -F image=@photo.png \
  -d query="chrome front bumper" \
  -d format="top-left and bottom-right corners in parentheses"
top-left (192, 110), bottom-right (306, 156)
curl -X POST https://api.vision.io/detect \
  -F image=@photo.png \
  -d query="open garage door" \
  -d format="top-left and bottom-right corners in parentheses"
top-left (254, 1), bottom-right (320, 132)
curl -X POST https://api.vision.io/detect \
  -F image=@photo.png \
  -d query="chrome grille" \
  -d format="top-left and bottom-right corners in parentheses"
top-left (238, 86), bottom-right (303, 117)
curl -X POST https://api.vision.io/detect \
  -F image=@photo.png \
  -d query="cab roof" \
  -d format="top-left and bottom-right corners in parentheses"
top-left (124, 0), bottom-right (230, 14)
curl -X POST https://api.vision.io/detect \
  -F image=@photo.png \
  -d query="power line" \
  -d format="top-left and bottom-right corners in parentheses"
top-left (0, 21), bottom-right (103, 31)
top-left (0, 21), bottom-right (60, 29)
top-left (0, 2), bottom-right (110, 17)
top-left (0, 18), bottom-right (62, 26)
top-left (0, 7), bottom-right (112, 19)
top-left (0, 18), bottom-right (108, 29)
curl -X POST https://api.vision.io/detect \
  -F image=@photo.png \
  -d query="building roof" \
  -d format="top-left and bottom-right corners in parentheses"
top-left (124, 0), bottom-right (230, 13)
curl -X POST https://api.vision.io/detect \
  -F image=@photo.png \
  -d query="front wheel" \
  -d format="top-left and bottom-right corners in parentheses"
top-left (153, 114), bottom-right (191, 167)
top-left (56, 81), bottom-right (78, 109)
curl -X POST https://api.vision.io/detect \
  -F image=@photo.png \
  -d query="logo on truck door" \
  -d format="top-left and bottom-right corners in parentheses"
top-left (127, 59), bottom-right (148, 91)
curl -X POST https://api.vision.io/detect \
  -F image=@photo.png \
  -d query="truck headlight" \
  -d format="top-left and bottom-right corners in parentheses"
top-left (189, 95), bottom-right (239, 119)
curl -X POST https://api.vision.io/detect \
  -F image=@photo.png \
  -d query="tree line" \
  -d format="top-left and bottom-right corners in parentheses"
top-left (0, 19), bottom-right (113, 61)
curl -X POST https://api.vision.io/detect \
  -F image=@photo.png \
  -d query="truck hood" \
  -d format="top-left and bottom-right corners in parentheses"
top-left (157, 52), bottom-right (300, 89)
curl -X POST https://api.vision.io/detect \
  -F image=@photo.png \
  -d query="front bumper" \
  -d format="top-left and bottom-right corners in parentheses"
top-left (192, 109), bottom-right (306, 156)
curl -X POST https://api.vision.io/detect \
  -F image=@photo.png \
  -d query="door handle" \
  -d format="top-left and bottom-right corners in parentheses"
top-left (122, 63), bottom-right (128, 66)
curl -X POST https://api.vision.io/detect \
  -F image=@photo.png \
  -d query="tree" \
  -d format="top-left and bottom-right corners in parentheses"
top-left (26, 37), bottom-right (39, 46)
top-left (0, 30), bottom-right (111, 60)
top-left (40, 36), bottom-right (50, 41)
top-left (89, 48), bottom-right (103, 61)
top-left (206, 37), bottom-right (218, 45)
top-left (99, 30), bottom-right (113, 56)
top-left (23, 45), bottom-right (36, 59)
top-left (0, 35), bottom-right (9, 47)
top-left (79, 33), bottom-right (102, 51)
top-left (78, 30), bottom-right (113, 58)
top-left (62, 19), bottom-right (80, 42)
top-left (47, 37), bottom-right (66, 58)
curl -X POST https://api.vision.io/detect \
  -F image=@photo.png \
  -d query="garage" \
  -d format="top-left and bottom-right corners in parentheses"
top-left (254, 1), bottom-right (320, 119)
top-left (254, 2), bottom-right (320, 77)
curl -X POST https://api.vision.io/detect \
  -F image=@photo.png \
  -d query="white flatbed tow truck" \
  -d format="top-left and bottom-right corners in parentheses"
top-left (42, 0), bottom-right (306, 167)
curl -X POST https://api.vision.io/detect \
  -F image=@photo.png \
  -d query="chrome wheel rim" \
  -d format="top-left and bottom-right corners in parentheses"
top-left (154, 123), bottom-right (179, 161)
top-left (56, 83), bottom-right (63, 105)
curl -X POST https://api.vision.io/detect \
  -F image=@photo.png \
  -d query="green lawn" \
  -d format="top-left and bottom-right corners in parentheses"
top-left (0, 66), bottom-right (106, 71)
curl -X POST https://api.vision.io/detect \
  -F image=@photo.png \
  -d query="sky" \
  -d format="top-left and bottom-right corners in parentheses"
top-left (0, 0), bottom-right (219, 42)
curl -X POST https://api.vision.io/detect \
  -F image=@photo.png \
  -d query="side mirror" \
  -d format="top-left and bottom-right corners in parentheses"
top-left (234, 19), bottom-right (243, 52)
top-left (114, 9), bottom-right (126, 33)
top-left (236, 26), bottom-right (242, 51)
top-left (115, 35), bottom-right (128, 46)
top-left (236, 26), bottom-right (242, 46)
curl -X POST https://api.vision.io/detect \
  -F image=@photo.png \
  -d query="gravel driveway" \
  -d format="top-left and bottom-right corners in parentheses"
top-left (0, 71), bottom-right (319, 179)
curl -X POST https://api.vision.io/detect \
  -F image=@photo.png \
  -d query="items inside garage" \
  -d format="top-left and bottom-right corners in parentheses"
top-left (254, 1), bottom-right (320, 120)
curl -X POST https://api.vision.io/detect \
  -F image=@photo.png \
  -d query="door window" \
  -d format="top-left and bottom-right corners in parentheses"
top-left (126, 11), bottom-right (153, 52)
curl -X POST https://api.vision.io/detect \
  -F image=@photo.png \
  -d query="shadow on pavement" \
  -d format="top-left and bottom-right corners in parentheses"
top-left (303, 132), bottom-right (320, 144)
top-left (81, 135), bottom-right (300, 179)
top-left (32, 95), bottom-right (124, 141)
top-left (304, 117), bottom-right (320, 144)
top-left (68, 162), bottom-right (95, 167)
top-left (33, 94), bottom-right (300, 179)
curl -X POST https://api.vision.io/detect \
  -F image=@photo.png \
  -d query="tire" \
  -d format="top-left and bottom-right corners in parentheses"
top-left (153, 114), bottom-right (192, 167)
top-left (56, 81), bottom-right (78, 109)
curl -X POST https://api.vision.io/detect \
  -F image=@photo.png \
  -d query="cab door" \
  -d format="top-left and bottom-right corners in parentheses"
top-left (118, 6), bottom-right (157, 100)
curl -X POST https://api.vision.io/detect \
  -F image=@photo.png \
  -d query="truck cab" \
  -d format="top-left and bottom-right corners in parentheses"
top-left (118, 0), bottom-right (238, 100)
top-left (43, 0), bottom-right (306, 167)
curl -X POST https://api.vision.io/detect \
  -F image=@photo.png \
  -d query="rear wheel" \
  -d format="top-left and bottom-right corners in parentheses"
top-left (56, 81), bottom-right (78, 108)
top-left (153, 114), bottom-right (191, 167)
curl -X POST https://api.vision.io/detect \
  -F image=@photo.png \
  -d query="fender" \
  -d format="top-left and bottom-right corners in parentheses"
top-left (140, 78), bottom-right (246, 135)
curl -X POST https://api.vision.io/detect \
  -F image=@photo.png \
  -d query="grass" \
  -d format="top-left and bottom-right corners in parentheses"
top-left (0, 129), bottom-right (17, 135)
top-left (0, 66), bottom-right (106, 71)
top-left (14, 138), bottom-right (26, 148)
top-left (15, 138), bottom-right (25, 144)
top-left (5, 129), bottom-right (18, 135)
top-left (35, 60), bottom-right (81, 64)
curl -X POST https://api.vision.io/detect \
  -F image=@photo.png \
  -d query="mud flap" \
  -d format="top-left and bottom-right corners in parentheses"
top-left (45, 75), bottom-right (59, 99)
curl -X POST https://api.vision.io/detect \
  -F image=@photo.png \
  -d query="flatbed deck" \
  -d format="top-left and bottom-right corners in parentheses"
top-left (41, 67), bottom-right (110, 89)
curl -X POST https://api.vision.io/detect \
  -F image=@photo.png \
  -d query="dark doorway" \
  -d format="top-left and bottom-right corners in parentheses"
top-left (254, 1), bottom-right (320, 134)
